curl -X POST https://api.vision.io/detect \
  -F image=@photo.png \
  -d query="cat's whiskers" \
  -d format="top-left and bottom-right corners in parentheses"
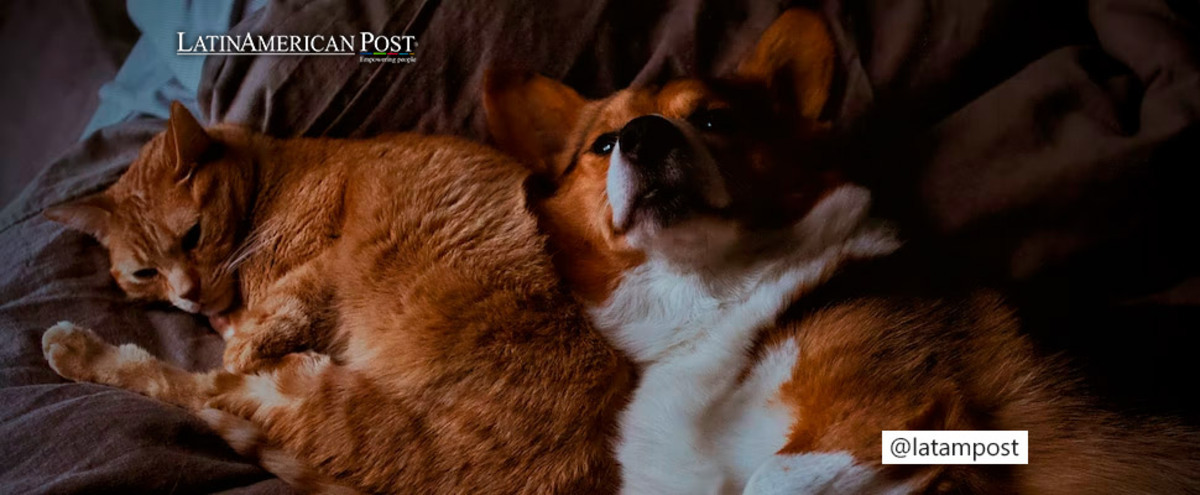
top-left (219, 229), bottom-right (266, 277)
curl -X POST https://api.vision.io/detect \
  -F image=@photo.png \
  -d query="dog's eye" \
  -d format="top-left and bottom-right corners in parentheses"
top-left (589, 132), bottom-right (619, 155)
top-left (181, 221), bottom-right (201, 252)
top-left (133, 268), bottom-right (159, 280)
top-left (690, 108), bottom-right (735, 133)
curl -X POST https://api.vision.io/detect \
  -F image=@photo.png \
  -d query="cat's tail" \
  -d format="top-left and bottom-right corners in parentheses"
top-left (197, 408), bottom-right (362, 495)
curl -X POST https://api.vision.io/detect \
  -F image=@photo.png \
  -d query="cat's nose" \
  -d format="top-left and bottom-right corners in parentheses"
top-left (180, 282), bottom-right (201, 304)
top-left (168, 268), bottom-right (203, 313)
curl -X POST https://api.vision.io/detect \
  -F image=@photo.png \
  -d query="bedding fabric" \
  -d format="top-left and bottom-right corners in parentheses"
top-left (2, 0), bottom-right (1198, 493)
top-left (83, 0), bottom-right (268, 137)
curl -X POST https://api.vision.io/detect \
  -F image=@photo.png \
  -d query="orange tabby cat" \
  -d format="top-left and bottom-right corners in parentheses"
top-left (42, 103), bottom-right (632, 493)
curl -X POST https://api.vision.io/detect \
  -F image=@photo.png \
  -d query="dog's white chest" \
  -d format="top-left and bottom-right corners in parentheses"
top-left (587, 185), bottom-right (902, 494)
top-left (590, 259), bottom-right (809, 494)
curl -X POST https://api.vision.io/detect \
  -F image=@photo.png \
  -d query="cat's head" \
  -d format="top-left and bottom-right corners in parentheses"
top-left (46, 102), bottom-right (246, 316)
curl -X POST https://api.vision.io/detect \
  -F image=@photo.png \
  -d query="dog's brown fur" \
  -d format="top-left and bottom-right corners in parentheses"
top-left (43, 104), bottom-right (632, 493)
top-left (486, 9), bottom-right (1200, 494)
top-left (765, 293), bottom-right (1200, 494)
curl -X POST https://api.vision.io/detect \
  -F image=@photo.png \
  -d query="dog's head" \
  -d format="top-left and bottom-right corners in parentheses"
top-left (487, 10), bottom-right (883, 303)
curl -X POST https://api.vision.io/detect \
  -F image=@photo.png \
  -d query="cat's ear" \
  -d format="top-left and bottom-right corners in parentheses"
top-left (483, 70), bottom-right (586, 178)
top-left (736, 9), bottom-right (836, 121)
top-left (165, 101), bottom-right (212, 181)
top-left (45, 193), bottom-right (114, 243)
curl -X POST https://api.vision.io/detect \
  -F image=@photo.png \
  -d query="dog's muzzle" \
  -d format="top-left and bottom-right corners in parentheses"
top-left (608, 115), bottom-right (730, 232)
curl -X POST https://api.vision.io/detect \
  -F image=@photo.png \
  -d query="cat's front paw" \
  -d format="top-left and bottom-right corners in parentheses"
top-left (221, 312), bottom-right (302, 373)
top-left (223, 332), bottom-right (274, 374)
top-left (209, 314), bottom-right (235, 340)
top-left (42, 321), bottom-right (111, 382)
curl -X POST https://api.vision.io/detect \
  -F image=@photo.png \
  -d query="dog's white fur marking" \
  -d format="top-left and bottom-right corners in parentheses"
top-left (590, 185), bottom-right (899, 494)
top-left (744, 452), bottom-right (909, 495)
top-left (607, 144), bottom-right (636, 230)
top-left (608, 134), bottom-right (730, 238)
top-left (710, 338), bottom-right (800, 493)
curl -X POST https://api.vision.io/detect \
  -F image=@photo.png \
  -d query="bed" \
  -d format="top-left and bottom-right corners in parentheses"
top-left (2, 0), bottom-right (1198, 492)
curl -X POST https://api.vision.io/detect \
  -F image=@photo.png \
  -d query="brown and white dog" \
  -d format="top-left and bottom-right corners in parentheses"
top-left (487, 9), bottom-right (1200, 495)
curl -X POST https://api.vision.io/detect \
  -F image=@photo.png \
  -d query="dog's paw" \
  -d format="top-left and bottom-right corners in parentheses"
top-left (744, 453), bottom-right (906, 495)
top-left (42, 321), bottom-right (111, 382)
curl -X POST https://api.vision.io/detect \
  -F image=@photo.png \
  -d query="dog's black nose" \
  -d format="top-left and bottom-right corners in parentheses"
top-left (618, 115), bottom-right (687, 166)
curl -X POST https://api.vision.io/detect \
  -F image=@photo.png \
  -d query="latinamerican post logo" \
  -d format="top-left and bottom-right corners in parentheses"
top-left (176, 32), bottom-right (417, 64)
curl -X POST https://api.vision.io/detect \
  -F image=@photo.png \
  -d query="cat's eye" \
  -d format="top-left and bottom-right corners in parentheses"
top-left (132, 268), bottom-right (159, 279)
top-left (181, 221), bottom-right (201, 252)
top-left (589, 132), bottom-right (619, 155)
top-left (689, 108), bottom-right (736, 133)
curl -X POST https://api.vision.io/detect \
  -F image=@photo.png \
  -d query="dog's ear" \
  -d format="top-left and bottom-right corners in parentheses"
top-left (484, 70), bottom-right (586, 177)
top-left (736, 9), bottom-right (836, 121)
top-left (45, 193), bottom-right (114, 244)
top-left (165, 101), bottom-right (211, 182)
